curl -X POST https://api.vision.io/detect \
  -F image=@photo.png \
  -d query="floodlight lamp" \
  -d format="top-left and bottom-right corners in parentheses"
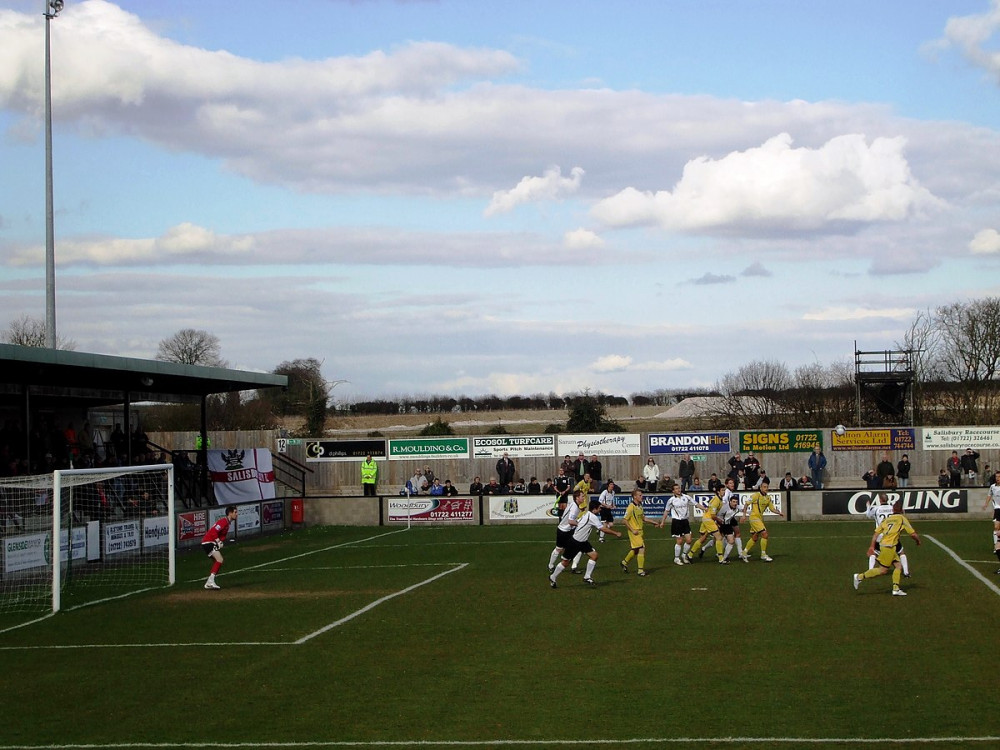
top-left (48, 0), bottom-right (63, 16)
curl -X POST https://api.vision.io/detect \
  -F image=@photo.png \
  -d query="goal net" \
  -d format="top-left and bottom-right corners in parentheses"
top-left (0, 463), bottom-right (175, 614)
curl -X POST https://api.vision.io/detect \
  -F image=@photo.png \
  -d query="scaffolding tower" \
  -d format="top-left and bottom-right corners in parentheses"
top-left (855, 343), bottom-right (915, 427)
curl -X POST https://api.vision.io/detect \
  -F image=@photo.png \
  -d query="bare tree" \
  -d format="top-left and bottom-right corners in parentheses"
top-left (933, 298), bottom-right (1000, 423)
top-left (2, 314), bottom-right (76, 350)
top-left (155, 329), bottom-right (226, 367)
top-left (711, 360), bottom-right (792, 428)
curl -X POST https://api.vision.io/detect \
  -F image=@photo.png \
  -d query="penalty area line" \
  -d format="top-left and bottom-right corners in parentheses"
top-left (925, 534), bottom-right (1000, 598)
top-left (294, 563), bottom-right (469, 645)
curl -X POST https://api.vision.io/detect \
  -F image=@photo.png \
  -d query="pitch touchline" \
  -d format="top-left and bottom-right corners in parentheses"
top-left (925, 534), bottom-right (1000, 598)
top-left (0, 735), bottom-right (997, 747)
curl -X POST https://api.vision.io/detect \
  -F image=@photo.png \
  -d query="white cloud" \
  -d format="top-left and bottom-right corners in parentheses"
top-left (970, 227), bottom-right (1000, 254)
top-left (693, 272), bottom-right (736, 285)
top-left (563, 228), bottom-right (604, 249)
top-left (802, 306), bottom-right (915, 322)
top-left (591, 133), bottom-right (942, 234)
top-left (938, 0), bottom-right (1000, 82)
top-left (485, 166), bottom-right (585, 216)
top-left (591, 354), bottom-right (632, 372)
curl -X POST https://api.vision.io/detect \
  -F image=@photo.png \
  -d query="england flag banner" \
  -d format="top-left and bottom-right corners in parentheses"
top-left (208, 448), bottom-right (276, 505)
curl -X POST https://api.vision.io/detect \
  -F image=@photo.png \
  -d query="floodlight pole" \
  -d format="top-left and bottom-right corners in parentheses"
top-left (43, 0), bottom-right (63, 349)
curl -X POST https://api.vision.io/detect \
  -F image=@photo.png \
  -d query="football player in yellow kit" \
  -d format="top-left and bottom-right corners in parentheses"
top-left (853, 500), bottom-right (921, 596)
top-left (687, 485), bottom-right (726, 562)
top-left (621, 488), bottom-right (657, 576)
top-left (742, 481), bottom-right (784, 562)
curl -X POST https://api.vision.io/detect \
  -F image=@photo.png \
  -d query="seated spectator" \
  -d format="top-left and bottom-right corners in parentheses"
top-left (409, 470), bottom-right (428, 494)
top-left (527, 477), bottom-right (541, 495)
top-left (542, 478), bottom-right (556, 495)
top-left (483, 478), bottom-right (502, 495)
top-left (428, 478), bottom-right (444, 496)
top-left (442, 479), bottom-right (458, 496)
top-left (660, 474), bottom-right (676, 493)
top-left (881, 473), bottom-right (898, 490)
top-left (635, 476), bottom-right (647, 491)
top-left (938, 468), bottom-right (950, 488)
top-left (469, 476), bottom-right (484, 494)
top-left (779, 472), bottom-right (798, 490)
top-left (690, 476), bottom-right (704, 492)
top-left (798, 475), bottom-right (813, 489)
top-left (512, 477), bottom-right (526, 494)
top-left (707, 473), bottom-right (723, 492)
top-left (423, 465), bottom-right (435, 486)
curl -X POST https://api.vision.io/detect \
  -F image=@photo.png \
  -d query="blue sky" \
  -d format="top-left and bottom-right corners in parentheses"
top-left (2, 0), bottom-right (1000, 402)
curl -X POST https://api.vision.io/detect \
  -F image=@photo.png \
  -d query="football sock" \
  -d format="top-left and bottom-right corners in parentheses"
top-left (715, 539), bottom-right (724, 559)
top-left (744, 538), bottom-right (756, 555)
top-left (674, 543), bottom-right (682, 560)
top-left (623, 550), bottom-right (635, 564)
top-left (736, 538), bottom-right (744, 557)
top-left (682, 542), bottom-right (691, 557)
top-left (550, 564), bottom-right (566, 581)
top-left (760, 538), bottom-right (769, 556)
top-left (689, 538), bottom-right (703, 556)
top-left (585, 559), bottom-right (597, 578)
top-left (572, 552), bottom-right (583, 570)
top-left (210, 561), bottom-right (222, 575)
top-left (868, 554), bottom-right (876, 570)
top-left (548, 548), bottom-right (562, 568)
top-left (860, 568), bottom-right (882, 580)
top-left (723, 542), bottom-right (733, 560)
top-left (900, 553), bottom-right (909, 576)
top-left (891, 568), bottom-right (902, 589)
top-left (637, 551), bottom-right (645, 570)
top-left (599, 532), bottom-right (605, 542)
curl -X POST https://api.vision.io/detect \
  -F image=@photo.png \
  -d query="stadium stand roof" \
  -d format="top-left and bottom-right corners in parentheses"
top-left (0, 343), bottom-right (286, 410)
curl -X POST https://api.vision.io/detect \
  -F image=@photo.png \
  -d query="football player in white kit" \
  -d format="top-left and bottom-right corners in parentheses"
top-left (548, 489), bottom-right (584, 573)
top-left (549, 498), bottom-right (621, 587)
top-left (866, 492), bottom-right (909, 576)
top-left (982, 470), bottom-right (1000, 573)
top-left (658, 484), bottom-right (696, 565)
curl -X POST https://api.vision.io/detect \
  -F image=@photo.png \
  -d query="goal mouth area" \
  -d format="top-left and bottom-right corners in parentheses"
top-left (1, 463), bottom-right (175, 615)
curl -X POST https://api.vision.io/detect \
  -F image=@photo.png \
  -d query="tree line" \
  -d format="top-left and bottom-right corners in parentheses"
top-left (6, 297), bottom-right (1000, 433)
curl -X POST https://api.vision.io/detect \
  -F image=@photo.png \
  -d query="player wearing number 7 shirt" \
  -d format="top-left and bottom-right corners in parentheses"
top-left (202, 505), bottom-right (238, 590)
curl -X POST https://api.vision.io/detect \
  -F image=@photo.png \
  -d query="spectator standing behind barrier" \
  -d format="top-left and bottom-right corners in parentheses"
top-left (496, 452), bottom-right (516, 489)
top-left (863, 469), bottom-right (880, 489)
top-left (573, 452), bottom-right (590, 481)
top-left (643, 458), bottom-right (660, 492)
top-left (443, 480), bottom-right (458, 497)
top-left (360, 454), bottom-right (378, 496)
top-left (589, 455), bottom-right (602, 484)
top-left (727, 452), bottom-right (743, 481)
top-left (947, 451), bottom-right (962, 487)
top-left (678, 454), bottom-right (695, 491)
top-left (808, 446), bottom-right (827, 489)
top-left (875, 452), bottom-right (895, 488)
top-left (743, 452), bottom-right (761, 488)
top-left (881, 473), bottom-right (898, 490)
top-left (960, 448), bottom-right (980, 486)
top-left (938, 469), bottom-right (950, 487)
top-left (896, 454), bottom-right (911, 488)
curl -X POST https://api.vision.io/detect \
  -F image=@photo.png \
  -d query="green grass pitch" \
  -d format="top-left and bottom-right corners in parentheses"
top-left (0, 520), bottom-right (998, 750)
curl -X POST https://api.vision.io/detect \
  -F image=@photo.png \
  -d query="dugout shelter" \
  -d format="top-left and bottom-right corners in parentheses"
top-left (0, 343), bottom-right (287, 470)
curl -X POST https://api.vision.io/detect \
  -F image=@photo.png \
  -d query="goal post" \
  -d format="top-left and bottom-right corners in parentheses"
top-left (0, 463), bottom-right (175, 615)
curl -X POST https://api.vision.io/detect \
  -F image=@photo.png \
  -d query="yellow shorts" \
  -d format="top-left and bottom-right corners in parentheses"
top-left (875, 546), bottom-right (899, 568)
top-left (698, 518), bottom-right (719, 535)
top-left (748, 518), bottom-right (767, 534)
top-left (627, 531), bottom-right (644, 549)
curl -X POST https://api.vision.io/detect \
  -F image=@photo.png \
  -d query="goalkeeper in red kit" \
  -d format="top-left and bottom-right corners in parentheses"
top-left (201, 505), bottom-right (238, 590)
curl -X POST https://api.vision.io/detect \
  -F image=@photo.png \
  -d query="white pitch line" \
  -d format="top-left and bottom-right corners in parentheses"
top-left (0, 641), bottom-right (288, 651)
top-left (294, 563), bottom-right (468, 644)
top-left (0, 735), bottom-right (997, 748)
top-left (925, 534), bottom-right (1000, 598)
